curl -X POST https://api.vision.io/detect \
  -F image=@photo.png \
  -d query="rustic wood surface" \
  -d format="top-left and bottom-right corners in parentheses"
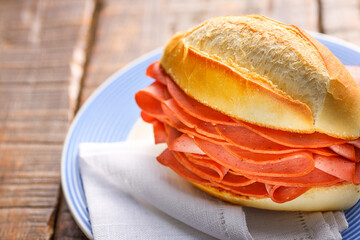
top-left (0, 0), bottom-right (359, 239)
top-left (0, 0), bottom-right (96, 239)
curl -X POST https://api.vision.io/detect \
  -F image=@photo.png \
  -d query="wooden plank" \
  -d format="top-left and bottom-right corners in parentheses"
top-left (320, 0), bottom-right (360, 46)
top-left (0, 208), bottom-right (57, 240)
top-left (53, 196), bottom-right (87, 240)
top-left (53, 0), bottom-right (99, 238)
top-left (0, 144), bottom-right (61, 240)
top-left (0, 0), bottom-right (96, 239)
top-left (81, 0), bottom-right (319, 102)
top-left (266, 0), bottom-right (319, 30)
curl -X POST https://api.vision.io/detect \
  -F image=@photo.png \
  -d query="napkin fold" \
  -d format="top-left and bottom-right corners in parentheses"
top-left (79, 141), bottom-right (348, 240)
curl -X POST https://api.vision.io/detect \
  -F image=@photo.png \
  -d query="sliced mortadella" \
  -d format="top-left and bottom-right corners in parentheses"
top-left (216, 124), bottom-right (294, 153)
top-left (165, 98), bottom-right (223, 138)
top-left (265, 184), bottom-right (310, 203)
top-left (162, 105), bottom-right (228, 145)
top-left (224, 145), bottom-right (314, 165)
top-left (212, 182), bottom-right (268, 198)
top-left (166, 78), bottom-right (236, 125)
top-left (354, 164), bottom-right (360, 184)
top-left (157, 148), bottom-right (211, 185)
top-left (169, 133), bottom-right (205, 154)
top-left (185, 153), bottom-right (229, 180)
top-left (309, 148), bottom-right (338, 157)
top-left (314, 154), bottom-right (357, 183)
top-left (135, 81), bottom-right (168, 118)
top-left (221, 172), bottom-right (256, 187)
top-left (244, 168), bottom-right (341, 187)
top-left (240, 121), bottom-right (346, 148)
top-left (173, 151), bottom-right (225, 181)
top-left (146, 61), bottom-right (168, 85)
top-left (153, 121), bottom-right (167, 144)
top-left (162, 99), bottom-right (223, 139)
top-left (140, 111), bottom-right (157, 123)
top-left (349, 138), bottom-right (360, 148)
top-left (195, 122), bottom-right (223, 140)
top-left (165, 124), bottom-right (182, 146)
top-left (217, 124), bottom-right (338, 156)
top-left (329, 143), bottom-right (359, 162)
top-left (136, 81), bottom-right (168, 102)
top-left (162, 103), bottom-right (194, 132)
top-left (162, 98), bottom-right (198, 128)
top-left (194, 137), bottom-right (315, 177)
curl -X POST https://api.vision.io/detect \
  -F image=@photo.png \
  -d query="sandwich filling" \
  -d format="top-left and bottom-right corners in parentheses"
top-left (135, 61), bottom-right (360, 203)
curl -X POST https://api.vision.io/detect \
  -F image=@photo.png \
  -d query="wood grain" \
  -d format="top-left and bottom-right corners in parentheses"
top-left (53, 195), bottom-right (87, 240)
top-left (80, 0), bottom-right (320, 104)
top-left (0, 0), bottom-right (96, 239)
top-left (319, 0), bottom-right (360, 46)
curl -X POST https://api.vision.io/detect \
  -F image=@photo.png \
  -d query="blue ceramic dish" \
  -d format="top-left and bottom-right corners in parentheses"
top-left (61, 33), bottom-right (360, 239)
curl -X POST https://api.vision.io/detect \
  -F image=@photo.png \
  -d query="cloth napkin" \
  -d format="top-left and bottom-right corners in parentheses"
top-left (79, 141), bottom-right (348, 240)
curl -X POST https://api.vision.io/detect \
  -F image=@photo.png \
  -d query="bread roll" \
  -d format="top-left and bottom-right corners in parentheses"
top-left (160, 15), bottom-right (360, 140)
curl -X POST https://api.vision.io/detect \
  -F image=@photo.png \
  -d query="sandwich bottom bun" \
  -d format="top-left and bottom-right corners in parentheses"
top-left (128, 119), bottom-right (360, 211)
top-left (191, 182), bottom-right (360, 211)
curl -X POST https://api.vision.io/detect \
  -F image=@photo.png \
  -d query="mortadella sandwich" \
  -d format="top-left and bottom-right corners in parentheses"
top-left (135, 15), bottom-right (360, 211)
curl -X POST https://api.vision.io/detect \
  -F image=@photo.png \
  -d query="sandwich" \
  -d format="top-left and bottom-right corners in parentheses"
top-left (135, 15), bottom-right (360, 211)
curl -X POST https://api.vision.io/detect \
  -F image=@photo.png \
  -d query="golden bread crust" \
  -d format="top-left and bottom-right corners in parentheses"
top-left (299, 29), bottom-right (360, 139)
top-left (160, 15), bottom-right (360, 139)
top-left (191, 182), bottom-right (360, 211)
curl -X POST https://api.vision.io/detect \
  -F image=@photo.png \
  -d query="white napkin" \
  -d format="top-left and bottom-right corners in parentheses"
top-left (79, 141), bottom-right (348, 240)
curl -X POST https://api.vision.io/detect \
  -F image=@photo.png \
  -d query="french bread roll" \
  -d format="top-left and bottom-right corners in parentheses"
top-left (160, 15), bottom-right (360, 140)
top-left (135, 15), bottom-right (360, 211)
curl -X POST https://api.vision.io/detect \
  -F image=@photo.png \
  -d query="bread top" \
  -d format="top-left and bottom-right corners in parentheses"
top-left (160, 15), bottom-right (360, 140)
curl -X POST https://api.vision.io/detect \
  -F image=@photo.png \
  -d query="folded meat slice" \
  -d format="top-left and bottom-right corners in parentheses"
top-left (172, 151), bottom-right (226, 182)
top-left (217, 124), bottom-right (339, 156)
top-left (216, 124), bottom-right (296, 153)
top-left (314, 154), bottom-right (358, 183)
top-left (169, 133), bottom-right (205, 154)
top-left (224, 145), bottom-right (313, 164)
top-left (194, 137), bottom-right (315, 177)
top-left (146, 61), bottom-right (168, 85)
top-left (240, 121), bottom-right (346, 148)
top-left (157, 148), bottom-right (212, 185)
top-left (220, 172), bottom-right (256, 187)
top-left (244, 168), bottom-right (341, 187)
top-left (162, 99), bottom-right (223, 139)
top-left (162, 99), bottom-right (198, 128)
top-left (140, 111), bottom-right (157, 123)
top-left (329, 144), bottom-right (360, 162)
top-left (349, 138), bottom-right (360, 148)
top-left (162, 105), bottom-right (227, 144)
top-left (185, 153), bottom-right (229, 180)
top-left (153, 121), bottom-right (167, 144)
top-left (166, 77), bottom-right (236, 125)
top-left (135, 81), bottom-right (168, 120)
top-left (164, 123), bottom-right (182, 145)
top-left (265, 184), bottom-right (310, 203)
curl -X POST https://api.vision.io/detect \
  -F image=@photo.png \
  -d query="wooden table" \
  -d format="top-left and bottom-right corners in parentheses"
top-left (0, 0), bottom-right (359, 239)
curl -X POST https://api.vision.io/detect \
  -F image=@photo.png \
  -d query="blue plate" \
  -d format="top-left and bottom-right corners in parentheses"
top-left (61, 33), bottom-right (360, 239)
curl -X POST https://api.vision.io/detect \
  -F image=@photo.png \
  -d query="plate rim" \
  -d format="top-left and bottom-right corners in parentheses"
top-left (61, 33), bottom-right (360, 239)
top-left (61, 47), bottom-right (162, 239)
